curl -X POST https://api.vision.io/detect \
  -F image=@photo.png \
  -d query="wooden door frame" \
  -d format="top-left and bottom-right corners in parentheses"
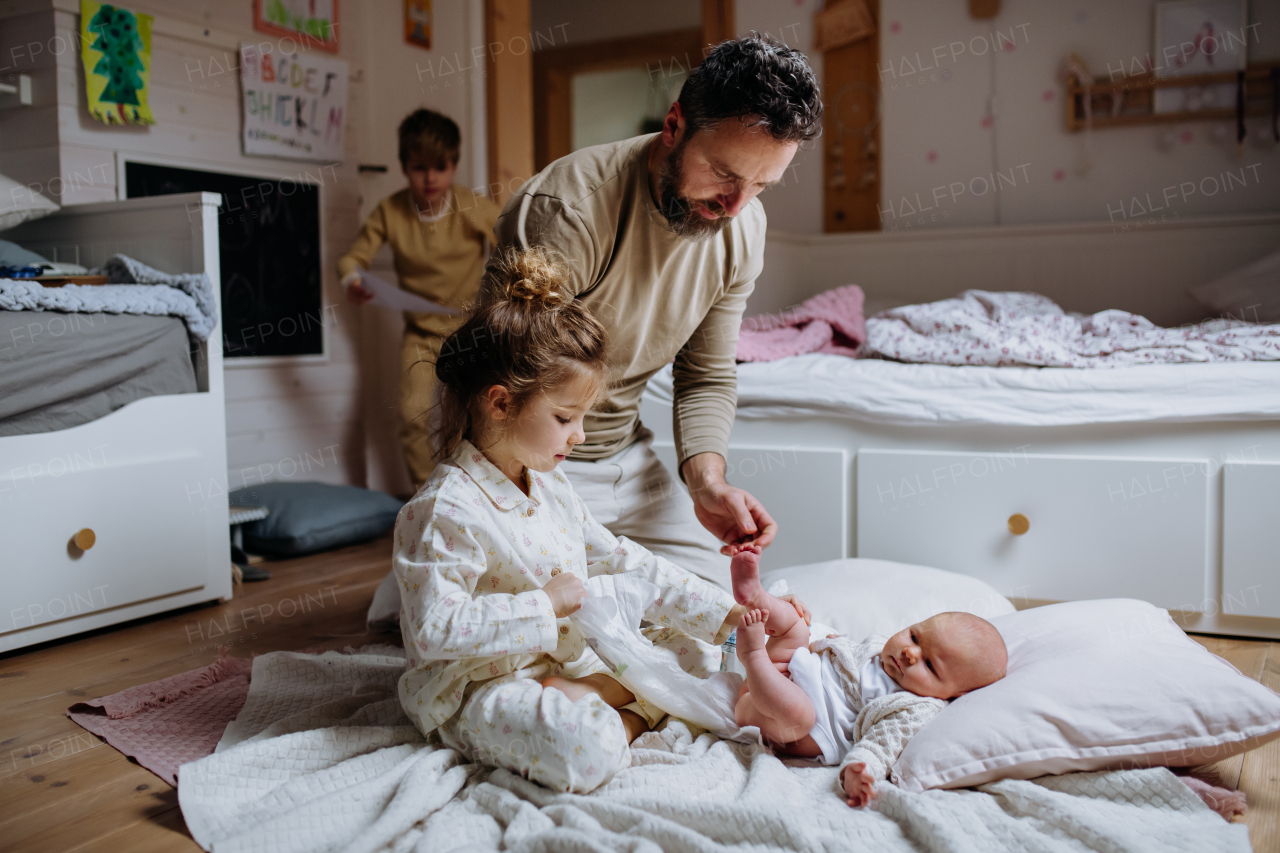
top-left (532, 28), bottom-right (704, 170)
top-left (490, 0), bottom-right (736, 182)
top-left (485, 0), bottom-right (535, 205)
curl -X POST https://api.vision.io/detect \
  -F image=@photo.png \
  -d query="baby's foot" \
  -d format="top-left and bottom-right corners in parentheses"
top-left (736, 608), bottom-right (771, 656)
top-left (730, 544), bottom-right (765, 607)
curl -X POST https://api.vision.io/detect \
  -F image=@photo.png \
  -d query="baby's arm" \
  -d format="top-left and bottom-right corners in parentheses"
top-left (837, 696), bottom-right (946, 808)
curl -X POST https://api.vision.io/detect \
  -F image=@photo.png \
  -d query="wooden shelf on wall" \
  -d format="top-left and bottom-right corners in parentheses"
top-left (1066, 63), bottom-right (1280, 131)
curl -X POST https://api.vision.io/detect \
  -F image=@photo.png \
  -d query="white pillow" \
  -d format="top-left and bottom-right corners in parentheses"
top-left (1188, 249), bottom-right (1280, 323)
top-left (0, 173), bottom-right (58, 233)
top-left (892, 598), bottom-right (1280, 792)
top-left (759, 557), bottom-right (1016, 641)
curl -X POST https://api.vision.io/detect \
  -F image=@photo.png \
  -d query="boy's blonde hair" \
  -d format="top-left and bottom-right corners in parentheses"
top-left (432, 248), bottom-right (609, 460)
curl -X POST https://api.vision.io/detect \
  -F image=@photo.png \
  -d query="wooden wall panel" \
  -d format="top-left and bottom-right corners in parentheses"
top-left (822, 0), bottom-right (882, 232)
top-left (702, 0), bottom-right (735, 47)
top-left (485, 0), bottom-right (535, 204)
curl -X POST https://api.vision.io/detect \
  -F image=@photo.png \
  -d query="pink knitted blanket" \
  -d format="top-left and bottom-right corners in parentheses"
top-left (737, 284), bottom-right (867, 362)
top-left (66, 648), bottom-right (254, 786)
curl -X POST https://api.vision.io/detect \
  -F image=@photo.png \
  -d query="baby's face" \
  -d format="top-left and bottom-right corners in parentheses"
top-left (881, 614), bottom-right (1004, 700)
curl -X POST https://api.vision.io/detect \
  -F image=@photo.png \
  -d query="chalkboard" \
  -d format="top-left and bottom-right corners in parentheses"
top-left (125, 161), bottom-right (322, 358)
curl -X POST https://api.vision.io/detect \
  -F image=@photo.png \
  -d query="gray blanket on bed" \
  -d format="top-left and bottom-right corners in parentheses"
top-left (0, 254), bottom-right (217, 340)
top-left (0, 311), bottom-right (196, 436)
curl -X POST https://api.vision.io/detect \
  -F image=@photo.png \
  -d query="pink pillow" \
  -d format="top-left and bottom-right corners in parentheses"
top-left (892, 598), bottom-right (1280, 792)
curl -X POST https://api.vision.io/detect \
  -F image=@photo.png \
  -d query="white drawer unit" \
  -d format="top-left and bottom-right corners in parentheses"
top-left (652, 443), bottom-right (848, 572)
top-left (1222, 462), bottom-right (1280, 619)
top-left (1, 453), bottom-right (211, 636)
top-left (0, 193), bottom-right (231, 651)
top-left (856, 449), bottom-right (1210, 609)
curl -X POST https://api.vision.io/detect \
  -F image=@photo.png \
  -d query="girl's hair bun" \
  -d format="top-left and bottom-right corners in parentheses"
top-left (431, 246), bottom-right (608, 461)
top-left (494, 247), bottom-right (570, 309)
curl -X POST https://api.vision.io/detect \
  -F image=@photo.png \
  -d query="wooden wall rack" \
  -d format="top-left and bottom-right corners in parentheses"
top-left (1066, 62), bottom-right (1280, 131)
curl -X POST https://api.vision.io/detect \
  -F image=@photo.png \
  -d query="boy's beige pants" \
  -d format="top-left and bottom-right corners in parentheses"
top-left (399, 327), bottom-right (446, 489)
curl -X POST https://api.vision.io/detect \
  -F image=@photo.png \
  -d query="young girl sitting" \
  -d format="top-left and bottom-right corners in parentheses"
top-left (393, 248), bottom-right (781, 793)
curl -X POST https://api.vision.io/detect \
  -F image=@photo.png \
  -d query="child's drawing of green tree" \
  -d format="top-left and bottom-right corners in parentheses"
top-left (88, 4), bottom-right (144, 121)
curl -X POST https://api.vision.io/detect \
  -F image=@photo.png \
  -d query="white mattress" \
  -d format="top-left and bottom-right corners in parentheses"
top-left (645, 355), bottom-right (1280, 426)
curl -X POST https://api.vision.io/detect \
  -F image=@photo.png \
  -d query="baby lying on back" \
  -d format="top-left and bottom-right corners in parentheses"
top-left (729, 545), bottom-right (1008, 807)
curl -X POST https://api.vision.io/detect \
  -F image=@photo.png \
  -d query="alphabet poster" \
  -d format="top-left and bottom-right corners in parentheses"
top-left (80, 0), bottom-right (156, 126)
top-left (239, 43), bottom-right (348, 161)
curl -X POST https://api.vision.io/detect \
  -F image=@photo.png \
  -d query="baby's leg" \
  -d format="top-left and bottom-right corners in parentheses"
top-left (730, 545), bottom-right (808, 665)
top-left (734, 610), bottom-right (816, 745)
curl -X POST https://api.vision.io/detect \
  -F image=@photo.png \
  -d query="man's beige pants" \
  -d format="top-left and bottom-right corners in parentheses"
top-left (560, 428), bottom-right (731, 590)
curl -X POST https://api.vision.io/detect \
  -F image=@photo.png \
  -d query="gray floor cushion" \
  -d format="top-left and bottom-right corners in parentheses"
top-left (230, 481), bottom-right (403, 557)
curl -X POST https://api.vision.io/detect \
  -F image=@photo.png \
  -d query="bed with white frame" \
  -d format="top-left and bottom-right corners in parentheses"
top-left (641, 212), bottom-right (1280, 641)
top-left (0, 192), bottom-right (231, 652)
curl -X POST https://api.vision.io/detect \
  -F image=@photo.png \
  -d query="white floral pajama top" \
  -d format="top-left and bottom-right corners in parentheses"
top-left (394, 439), bottom-right (736, 734)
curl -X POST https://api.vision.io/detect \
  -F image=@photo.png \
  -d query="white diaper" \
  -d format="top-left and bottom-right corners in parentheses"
top-left (787, 646), bottom-right (858, 765)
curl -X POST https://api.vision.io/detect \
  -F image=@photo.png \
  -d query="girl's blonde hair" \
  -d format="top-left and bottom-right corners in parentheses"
top-left (432, 247), bottom-right (608, 460)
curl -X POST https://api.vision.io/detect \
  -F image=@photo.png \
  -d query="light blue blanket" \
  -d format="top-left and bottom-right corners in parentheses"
top-left (0, 254), bottom-right (217, 340)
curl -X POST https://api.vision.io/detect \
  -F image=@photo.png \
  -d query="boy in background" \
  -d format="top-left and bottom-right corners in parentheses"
top-left (339, 109), bottom-right (501, 489)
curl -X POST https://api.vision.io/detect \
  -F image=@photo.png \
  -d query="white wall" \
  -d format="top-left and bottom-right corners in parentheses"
top-left (878, 0), bottom-right (1280, 232)
top-left (750, 213), bottom-right (1280, 327)
top-left (0, 7), bottom-right (60, 200)
top-left (738, 0), bottom-right (1280, 237)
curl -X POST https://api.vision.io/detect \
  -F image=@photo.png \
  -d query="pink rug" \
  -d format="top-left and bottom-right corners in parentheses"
top-left (67, 647), bottom-right (254, 787)
top-left (65, 648), bottom-right (1249, 820)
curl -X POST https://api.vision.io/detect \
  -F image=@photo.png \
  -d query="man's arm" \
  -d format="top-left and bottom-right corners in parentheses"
top-left (483, 190), bottom-right (598, 299)
top-left (674, 207), bottom-right (773, 552)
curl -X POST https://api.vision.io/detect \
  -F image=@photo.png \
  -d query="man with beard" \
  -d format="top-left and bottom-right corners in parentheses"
top-left (474, 35), bottom-right (821, 593)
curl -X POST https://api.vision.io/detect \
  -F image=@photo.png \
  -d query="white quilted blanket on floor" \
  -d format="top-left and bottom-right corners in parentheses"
top-left (177, 647), bottom-right (1251, 853)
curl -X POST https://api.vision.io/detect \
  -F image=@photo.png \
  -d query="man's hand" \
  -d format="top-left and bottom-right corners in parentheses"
top-left (543, 572), bottom-right (586, 618)
top-left (681, 452), bottom-right (777, 555)
top-left (842, 762), bottom-right (877, 808)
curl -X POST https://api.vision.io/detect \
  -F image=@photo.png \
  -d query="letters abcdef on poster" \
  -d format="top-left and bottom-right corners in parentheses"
top-left (239, 43), bottom-right (349, 162)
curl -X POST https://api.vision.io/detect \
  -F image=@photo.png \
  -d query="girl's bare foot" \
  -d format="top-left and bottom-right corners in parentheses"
top-left (730, 544), bottom-right (765, 608)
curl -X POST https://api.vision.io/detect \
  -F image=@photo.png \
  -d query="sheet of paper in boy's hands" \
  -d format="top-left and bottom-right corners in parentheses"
top-left (359, 270), bottom-right (460, 315)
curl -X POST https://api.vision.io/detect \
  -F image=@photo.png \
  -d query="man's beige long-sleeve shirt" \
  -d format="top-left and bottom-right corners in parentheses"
top-left (483, 134), bottom-right (766, 468)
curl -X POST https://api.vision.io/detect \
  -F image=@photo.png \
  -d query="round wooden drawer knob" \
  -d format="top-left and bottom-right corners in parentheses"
top-left (1007, 514), bottom-right (1030, 536)
top-left (74, 528), bottom-right (96, 550)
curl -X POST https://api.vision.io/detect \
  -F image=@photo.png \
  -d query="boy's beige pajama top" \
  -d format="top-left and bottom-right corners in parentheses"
top-left (337, 186), bottom-right (501, 486)
top-left (393, 440), bottom-right (735, 791)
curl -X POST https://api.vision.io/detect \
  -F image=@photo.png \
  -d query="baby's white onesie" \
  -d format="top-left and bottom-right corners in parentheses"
top-left (788, 635), bottom-right (948, 781)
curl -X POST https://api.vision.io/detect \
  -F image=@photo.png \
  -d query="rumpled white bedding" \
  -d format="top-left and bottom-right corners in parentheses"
top-left (0, 254), bottom-right (217, 340)
top-left (177, 646), bottom-right (1249, 853)
top-left (866, 290), bottom-right (1280, 368)
top-left (646, 356), bottom-right (1280, 426)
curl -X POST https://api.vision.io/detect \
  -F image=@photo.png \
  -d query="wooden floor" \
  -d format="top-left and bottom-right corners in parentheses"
top-left (0, 536), bottom-right (1275, 852)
